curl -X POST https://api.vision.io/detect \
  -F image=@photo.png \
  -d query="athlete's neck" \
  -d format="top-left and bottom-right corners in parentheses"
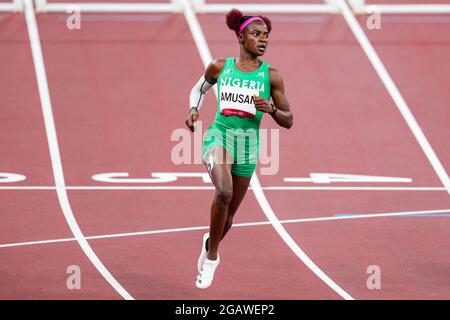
top-left (235, 50), bottom-right (262, 71)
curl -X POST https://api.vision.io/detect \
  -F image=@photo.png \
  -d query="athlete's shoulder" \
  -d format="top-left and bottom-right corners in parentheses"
top-left (269, 66), bottom-right (283, 84)
top-left (211, 58), bottom-right (227, 67)
top-left (205, 59), bottom-right (227, 83)
top-left (268, 66), bottom-right (281, 75)
top-left (210, 59), bottom-right (228, 72)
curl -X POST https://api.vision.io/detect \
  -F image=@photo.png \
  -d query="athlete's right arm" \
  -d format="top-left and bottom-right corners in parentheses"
top-left (185, 59), bottom-right (225, 132)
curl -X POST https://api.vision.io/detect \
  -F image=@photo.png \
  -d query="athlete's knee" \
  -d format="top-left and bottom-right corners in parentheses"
top-left (215, 186), bottom-right (233, 205)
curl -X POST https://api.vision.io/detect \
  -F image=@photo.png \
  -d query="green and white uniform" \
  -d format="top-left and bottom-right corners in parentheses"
top-left (202, 57), bottom-right (271, 176)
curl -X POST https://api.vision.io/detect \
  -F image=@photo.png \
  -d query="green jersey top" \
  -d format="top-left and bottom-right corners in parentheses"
top-left (214, 57), bottom-right (271, 131)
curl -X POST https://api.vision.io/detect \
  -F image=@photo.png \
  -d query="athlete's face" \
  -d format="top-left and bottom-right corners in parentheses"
top-left (240, 21), bottom-right (269, 56)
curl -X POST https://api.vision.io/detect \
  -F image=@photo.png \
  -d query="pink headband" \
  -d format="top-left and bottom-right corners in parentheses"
top-left (239, 16), bottom-right (263, 34)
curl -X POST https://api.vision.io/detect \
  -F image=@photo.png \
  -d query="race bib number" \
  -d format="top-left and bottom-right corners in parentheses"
top-left (219, 86), bottom-right (259, 118)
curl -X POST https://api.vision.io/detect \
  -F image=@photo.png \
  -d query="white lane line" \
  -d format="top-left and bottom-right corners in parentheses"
top-left (55, 14), bottom-right (168, 22)
top-left (263, 186), bottom-right (444, 191)
top-left (251, 175), bottom-right (354, 300)
top-left (180, 0), bottom-right (353, 300)
top-left (356, 4), bottom-right (450, 15)
top-left (196, 3), bottom-right (337, 14)
top-left (0, 237), bottom-right (76, 248)
top-left (91, 172), bottom-right (212, 183)
top-left (338, 0), bottom-right (450, 196)
top-left (23, 0), bottom-right (133, 300)
top-left (0, 173), bottom-right (26, 183)
top-left (0, 185), bottom-right (446, 191)
top-left (0, 186), bottom-right (215, 190)
top-left (2, 208), bottom-right (449, 249)
top-left (0, 0), bottom-right (22, 12)
top-left (284, 173), bottom-right (412, 183)
top-left (36, 2), bottom-right (180, 13)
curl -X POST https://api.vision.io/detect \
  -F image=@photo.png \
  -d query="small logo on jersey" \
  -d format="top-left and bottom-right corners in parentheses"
top-left (257, 72), bottom-right (264, 77)
top-left (224, 69), bottom-right (231, 74)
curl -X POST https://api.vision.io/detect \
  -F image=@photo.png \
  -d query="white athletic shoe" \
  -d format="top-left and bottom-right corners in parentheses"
top-left (196, 256), bottom-right (220, 289)
top-left (197, 232), bottom-right (209, 272)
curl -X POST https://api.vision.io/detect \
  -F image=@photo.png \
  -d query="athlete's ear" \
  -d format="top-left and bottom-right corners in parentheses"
top-left (238, 32), bottom-right (244, 45)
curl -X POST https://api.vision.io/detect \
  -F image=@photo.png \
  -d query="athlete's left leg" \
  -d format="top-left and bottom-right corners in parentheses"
top-left (220, 174), bottom-right (252, 240)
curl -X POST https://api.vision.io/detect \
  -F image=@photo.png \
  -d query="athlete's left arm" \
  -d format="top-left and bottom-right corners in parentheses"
top-left (254, 67), bottom-right (293, 129)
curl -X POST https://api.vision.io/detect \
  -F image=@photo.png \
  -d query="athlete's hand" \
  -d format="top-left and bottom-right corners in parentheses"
top-left (254, 96), bottom-right (272, 113)
top-left (185, 107), bottom-right (199, 132)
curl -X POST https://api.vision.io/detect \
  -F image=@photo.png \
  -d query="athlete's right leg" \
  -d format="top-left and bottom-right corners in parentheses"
top-left (196, 146), bottom-right (233, 289)
top-left (204, 146), bottom-right (234, 261)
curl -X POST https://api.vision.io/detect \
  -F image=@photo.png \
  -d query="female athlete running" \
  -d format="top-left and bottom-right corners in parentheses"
top-left (185, 9), bottom-right (293, 289)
